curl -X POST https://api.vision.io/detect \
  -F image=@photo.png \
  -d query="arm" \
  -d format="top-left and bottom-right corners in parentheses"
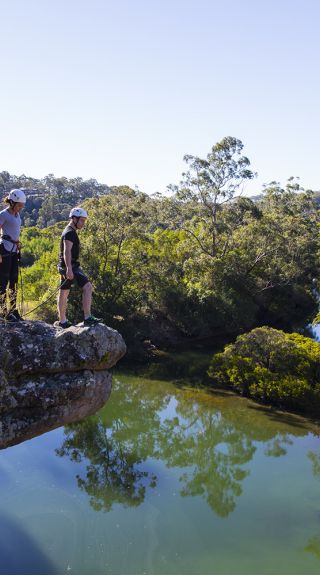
top-left (63, 240), bottom-right (74, 280)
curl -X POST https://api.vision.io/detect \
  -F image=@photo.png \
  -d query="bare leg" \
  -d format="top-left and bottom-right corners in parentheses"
top-left (82, 282), bottom-right (93, 318)
top-left (58, 289), bottom-right (70, 323)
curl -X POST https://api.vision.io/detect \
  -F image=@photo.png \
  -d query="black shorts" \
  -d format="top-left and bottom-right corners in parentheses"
top-left (58, 265), bottom-right (90, 290)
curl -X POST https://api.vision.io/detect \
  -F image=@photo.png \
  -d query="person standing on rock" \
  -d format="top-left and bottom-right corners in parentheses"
top-left (57, 207), bottom-right (101, 328)
top-left (0, 189), bottom-right (26, 322)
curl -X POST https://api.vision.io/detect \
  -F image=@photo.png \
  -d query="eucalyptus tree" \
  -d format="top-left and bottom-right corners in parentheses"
top-left (170, 136), bottom-right (256, 258)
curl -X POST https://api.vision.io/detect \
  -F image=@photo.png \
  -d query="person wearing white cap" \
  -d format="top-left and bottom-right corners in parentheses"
top-left (56, 207), bottom-right (101, 328)
top-left (0, 189), bottom-right (26, 321)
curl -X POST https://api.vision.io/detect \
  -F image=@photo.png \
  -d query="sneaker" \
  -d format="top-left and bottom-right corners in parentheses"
top-left (83, 315), bottom-right (102, 326)
top-left (55, 320), bottom-right (73, 329)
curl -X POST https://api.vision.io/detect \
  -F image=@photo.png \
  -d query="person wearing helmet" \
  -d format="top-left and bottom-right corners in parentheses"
top-left (57, 207), bottom-right (101, 328)
top-left (0, 189), bottom-right (26, 322)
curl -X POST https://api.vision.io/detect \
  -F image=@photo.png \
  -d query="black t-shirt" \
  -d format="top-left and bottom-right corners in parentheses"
top-left (59, 225), bottom-right (80, 266)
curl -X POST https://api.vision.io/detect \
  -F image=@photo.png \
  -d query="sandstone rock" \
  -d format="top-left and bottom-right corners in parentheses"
top-left (0, 321), bottom-right (126, 449)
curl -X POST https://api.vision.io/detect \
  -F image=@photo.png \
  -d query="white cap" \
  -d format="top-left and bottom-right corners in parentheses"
top-left (69, 207), bottom-right (88, 218)
top-left (8, 189), bottom-right (26, 203)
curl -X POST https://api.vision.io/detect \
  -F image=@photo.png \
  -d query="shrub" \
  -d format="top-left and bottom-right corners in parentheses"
top-left (208, 326), bottom-right (320, 413)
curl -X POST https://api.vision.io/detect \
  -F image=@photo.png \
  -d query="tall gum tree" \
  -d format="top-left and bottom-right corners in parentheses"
top-left (170, 136), bottom-right (256, 258)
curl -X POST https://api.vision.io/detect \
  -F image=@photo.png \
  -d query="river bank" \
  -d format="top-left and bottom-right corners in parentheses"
top-left (120, 325), bottom-right (320, 420)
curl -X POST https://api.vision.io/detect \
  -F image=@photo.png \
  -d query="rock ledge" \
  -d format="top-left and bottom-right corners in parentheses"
top-left (0, 321), bottom-right (126, 448)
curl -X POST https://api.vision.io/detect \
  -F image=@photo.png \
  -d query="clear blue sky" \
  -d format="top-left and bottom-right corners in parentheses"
top-left (1, 0), bottom-right (319, 195)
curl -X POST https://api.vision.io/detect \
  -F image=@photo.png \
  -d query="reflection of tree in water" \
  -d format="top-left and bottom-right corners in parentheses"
top-left (154, 390), bottom-right (307, 517)
top-left (263, 436), bottom-right (292, 458)
top-left (56, 381), bottom-right (167, 511)
top-left (56, 418), bottom-right (156, 511)
top-left (305, 536), bottom-right (320, 559)
top-left (302, 447), bottom-right (320, 561)
top-left (57, 377), bottom-right (311, 517)
top-left (308, 450), bottom-right (320, 478)
top-left (154, 402), bottom-right (256, 517)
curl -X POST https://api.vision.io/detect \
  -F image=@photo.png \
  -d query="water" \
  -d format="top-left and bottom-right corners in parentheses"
top-left (310, 323), bottom-right (320, 341)
top-left (0, 373), bottom-right (319, 575)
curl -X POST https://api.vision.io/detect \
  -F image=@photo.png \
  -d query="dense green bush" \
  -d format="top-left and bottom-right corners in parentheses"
top-left (208, 327), bottom-right (320, 413)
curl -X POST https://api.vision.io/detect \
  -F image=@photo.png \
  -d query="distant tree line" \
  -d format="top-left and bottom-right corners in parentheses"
top-left (0, 171), bottom-right (111, 227)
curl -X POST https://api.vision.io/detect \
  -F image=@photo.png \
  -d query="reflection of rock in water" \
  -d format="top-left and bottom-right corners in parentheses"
top-left (1, 370), bottom-right (112, 449)
top-left (0, 321), bottom-right (126, 449)
top-left (57, 378), bottom-right (312, 518)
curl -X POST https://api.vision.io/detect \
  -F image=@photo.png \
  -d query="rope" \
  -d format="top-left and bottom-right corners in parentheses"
top-left (21, 278), bottom-right (68, 318)
top-left (19, 266), bottom-right (24, 317)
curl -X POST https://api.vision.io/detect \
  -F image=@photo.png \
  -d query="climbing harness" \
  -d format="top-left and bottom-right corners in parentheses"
top-left (0, 235), bottom-right (19, 256)
top-left (1, 234), bottom-right (19, 246)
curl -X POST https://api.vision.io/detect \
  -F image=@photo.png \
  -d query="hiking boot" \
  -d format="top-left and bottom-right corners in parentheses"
top-left (6, 312), bottom-right (20, 323)
top-left (10, 309), bottom-right (23, 321)
top-left (83, 315), bottom-right (102, 326)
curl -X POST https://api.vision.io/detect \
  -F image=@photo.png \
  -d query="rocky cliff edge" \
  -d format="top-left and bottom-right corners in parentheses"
top-left (0, 321), bottom-right (126, 449)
